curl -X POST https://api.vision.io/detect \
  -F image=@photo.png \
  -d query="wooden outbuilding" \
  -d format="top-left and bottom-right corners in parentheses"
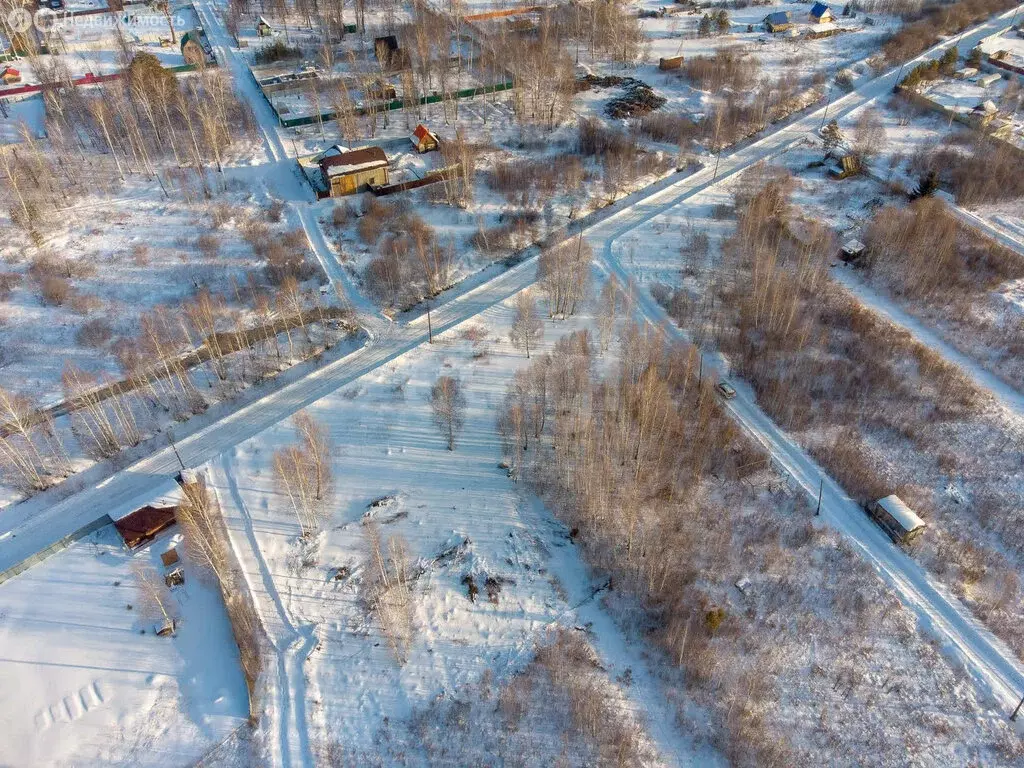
top-left (764, 11), bottom-right (793, 33)
top-left (659, 56), bottom-right (684, 71)
top-left (867, 495), bottom-right (926, 544)
top-left (319, 146), bottom-right (390, 196)
top-left (1, 67), bottom-right (21, 85)
top-left (410, 124), bottom-right (439, 153)
top-left (160, 547), bottom-right (180, 568)
top-left (840, 238), bottom-right (866, 262)
top-left (809, 2), bottom-right (833, 23)
top-left (807, 22), bottom-right (839, 39)
top-left (829, 153), bottom-right (861, 179)
top-left (114, 505), bottom-right (177, 549)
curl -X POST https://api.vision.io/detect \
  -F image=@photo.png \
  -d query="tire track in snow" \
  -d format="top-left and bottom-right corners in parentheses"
top-left (219, 451), bottom-right (316, 768)
top-left (513, 496), bottom-right (703, 767)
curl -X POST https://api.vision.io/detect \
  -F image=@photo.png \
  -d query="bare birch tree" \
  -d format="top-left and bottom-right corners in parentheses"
top-left (272, 411), bottom-right (334, 537)
top-left (430, 375), bottom-right (466, 451)
top-left (509, 290), bottom-right (544, 359)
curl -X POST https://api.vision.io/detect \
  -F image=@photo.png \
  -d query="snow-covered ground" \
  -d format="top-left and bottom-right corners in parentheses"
top-left (588, 150), bottom-right (1024, 713)
top-left (0, 496), bottom-right (248, 766)
top-left (3, 3), bottom-right (1024, 764)
top-left (204, 287), bottom-right (698, 766)
top-left (0, 181), bottom-right (271, 405)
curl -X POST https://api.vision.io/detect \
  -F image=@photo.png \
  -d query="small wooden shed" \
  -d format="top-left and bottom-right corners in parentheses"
top-left (868, 495), bottom-right (926, 544)
top-left (764, 11), bottom-right (793, 33)
top-left (659, 56), bottom-right (684, 71)
top-left (840, 238), bottom-right (866, 262)
top-left (160, 547), bottom-right (180, 568)
top-left (809, 2), bottom-right (833, 23)
top-left (410, 124), bottom-right (439, 153)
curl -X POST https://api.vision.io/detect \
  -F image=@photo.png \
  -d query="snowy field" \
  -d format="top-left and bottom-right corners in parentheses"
top-left (203, 286), bottom-right (689, 764)
top-left (0, 512), bottom-right (248, 766)
top-left (0, 178), bottom-right (271, 405)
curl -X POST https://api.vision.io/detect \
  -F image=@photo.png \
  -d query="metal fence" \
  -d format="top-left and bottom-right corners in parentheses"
top-left (0, 514), bottom-right (114, 586)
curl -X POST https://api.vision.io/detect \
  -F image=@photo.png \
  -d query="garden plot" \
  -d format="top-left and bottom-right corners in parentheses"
top-left (0, 516), bottom-right (248, 767)
top-left (0, 161), bottom-right (367, 511)
top-left (203, 292), bottom-right (689, 765)
top-left (636, 0), bottom-right (899, 77)
top-left (583, 0), bottom-right (900, 134)
top-left (310, 105), bottom-right (673, 314)
top-left (782, 142), bottom-right (1024, 391)
top-left (15, 5), bottom-right (199, 84)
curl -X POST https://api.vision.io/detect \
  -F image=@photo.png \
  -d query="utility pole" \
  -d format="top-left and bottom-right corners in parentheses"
top-left (167, 430), bottom-right (185, 471)
top-left (819, 85), bottom-right (833, 129)
top-left (815, 478), bottom-right (823, 516)
top-left (698, 352), bottom-right (703, 387)
top-left (1012, 693), bottom-right (1024, 721)
top-left (426, 301), bottom-right (433, 344)
top-left (712, 149), bottom-right (721, 181)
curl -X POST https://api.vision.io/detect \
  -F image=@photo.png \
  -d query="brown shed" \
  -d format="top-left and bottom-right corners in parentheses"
top-left (319, 146), bottom-right (390, 196)
top-left (114, 505), bottom-right (177, 549)
top-left (160, 547), bottom-right (180, 567)
top-left (659, 56), bottom-right (683, 71)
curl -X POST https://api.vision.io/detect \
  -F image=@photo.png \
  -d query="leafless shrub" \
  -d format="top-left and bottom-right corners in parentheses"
top-left (0, 271), bottom-right (21, 300)
top-left (131, 244), bottom-right (150, 266)
top-left (76, 318), bottom-right (114, 347)
top-left (40, 275), bottom-right (71, 306)
top-left (196, 233), bottom-right (221, 260)
top-left (331, 202), bottom-right (353, 228)
top-left (266, 199), bottom-right (285, 223)
top-left (488, 153), bottom-right (586, 205)
top-left (681, 47), bottom-right (760, 91)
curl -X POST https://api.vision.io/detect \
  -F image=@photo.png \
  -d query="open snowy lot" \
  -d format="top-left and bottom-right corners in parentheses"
top-left (203, 287), bottom-right (688, 764)
top-left (0, 514), bottom-right (248, 766)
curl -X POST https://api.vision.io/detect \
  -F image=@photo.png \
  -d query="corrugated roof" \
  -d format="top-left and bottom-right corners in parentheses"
top-left (810, 2), bottom-right (831, 17)
top-left (765, 11), bottom-right (791, 25)
top-left (319, 146), bottom-right (388, 176)
top-left (876, 495), bottom-right (926, 533)
top-left (114, 505), bottom-right (177, 549)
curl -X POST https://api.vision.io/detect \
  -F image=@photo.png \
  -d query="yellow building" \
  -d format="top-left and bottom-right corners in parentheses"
top-left (319, 146), bottom-right (390, 196)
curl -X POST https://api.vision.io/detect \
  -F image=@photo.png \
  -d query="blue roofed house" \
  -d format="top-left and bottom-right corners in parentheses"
top-left (809, 3), bottom-right (834, 23)
top-left (764, 11), bottom-right (793, 32)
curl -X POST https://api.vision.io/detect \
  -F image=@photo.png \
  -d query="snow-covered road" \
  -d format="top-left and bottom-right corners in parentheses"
top-left (831, 266), bottom-right (1024, 418)
top-left (1, 0), bottom-right (1022, 740)
top-left (598, 232), bottom-right (1024, 715)
top-left (586, 6), bottom-right (1024, 717)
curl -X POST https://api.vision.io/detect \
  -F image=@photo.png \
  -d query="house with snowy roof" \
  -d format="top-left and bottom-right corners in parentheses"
top-left (319, 146), bottom-right (390, 196)
top-left (764, 11), bottom-right (793, 32)
top-left (809, 3), bottom-right (833, 23)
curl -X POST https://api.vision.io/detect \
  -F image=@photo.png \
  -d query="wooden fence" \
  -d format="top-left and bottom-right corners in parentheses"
top-left (274, 78), bottom-right (515, 127)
